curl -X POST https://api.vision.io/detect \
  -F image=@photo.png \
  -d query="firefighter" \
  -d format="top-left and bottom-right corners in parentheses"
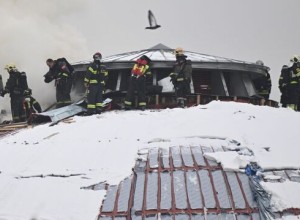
top-left (278, 65), bottom-right (290, 108)
top-left (0, 74), bottom-right (3, 91)
top-left (84, 52), bottom-right (108, 115)
top-left (169, 47), bottom-right (192, 108)
top-left (44, 57), bottom-right (74, 108)
top-left (23, 88), bottom-right (42, 119)
top-left (286, 55), bottom-right (300, 111)
top-left (253, 60), bottom-right (272, 100)
top-left (124, 55), bottom-right (152, 110)
top-left (0, 64), bottom-right (30, 122)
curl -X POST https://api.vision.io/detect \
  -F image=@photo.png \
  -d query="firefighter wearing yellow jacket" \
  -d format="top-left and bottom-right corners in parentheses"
top-left (84, 52), bottom-right (108, 115)
top-left (124, 55), bottom-right (151, 110)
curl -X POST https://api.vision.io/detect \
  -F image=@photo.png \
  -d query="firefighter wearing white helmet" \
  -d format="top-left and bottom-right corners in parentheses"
top-left (253, 60), bottom-right (272, 100)
top-left (0, 63), bottom-right (30, 122)
top-left (286, 54), bottom-right (300, 111)
top-left (84, 52), bottom-right (108, 115)
top-left (169, 47), bottom-right (192, 108)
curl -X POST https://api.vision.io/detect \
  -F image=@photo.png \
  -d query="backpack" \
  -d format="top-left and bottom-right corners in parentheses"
top-left (57, 57), bottom-right (74, 74)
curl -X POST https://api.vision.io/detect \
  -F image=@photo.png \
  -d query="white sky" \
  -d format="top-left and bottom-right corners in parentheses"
top-left (0, 102), bottom-right (300, 219)
top-left (0, 0), bottom-right (300, 103)
top-left (69, 0), bottom-right (300, 101)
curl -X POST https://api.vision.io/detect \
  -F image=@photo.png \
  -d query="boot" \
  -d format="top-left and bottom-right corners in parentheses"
top-left (96, 108), bottom-right (102, 114)
top-left (85, 109), bottom-right (96, 116)
top-left (177, 98), bottom-right (185, 108)
top-left (287, 104), bottom-right (297, 111)
top-left (124, 105), bottom-right (132, 110)
top-left (139, 106), bottom-right (146, 111)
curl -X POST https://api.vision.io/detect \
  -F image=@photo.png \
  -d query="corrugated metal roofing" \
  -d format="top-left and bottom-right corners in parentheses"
top-left (97, 145), bottom-right (260, 220)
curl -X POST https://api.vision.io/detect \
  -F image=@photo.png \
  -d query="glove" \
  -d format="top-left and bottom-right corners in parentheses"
top-left (23, 89), bottom-right (32, 96)
top-left (84, 82), bottom-right (89, 88)
top-left (169, 73), bottom-right (178, 85)
top-left (25, 97), bottom-right (31, 102)
top-left (169, 72), bottom-right (178, 79)
top-left (0, 89), bottom-right (8, 97)
top-left (101, 81), bottom-right (105, 86)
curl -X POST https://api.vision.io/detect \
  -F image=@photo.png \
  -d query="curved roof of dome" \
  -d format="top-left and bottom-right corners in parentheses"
top-left (73, 44), bottom-right (269, 75)
top-left (101, 43), bottom-right (253, 64)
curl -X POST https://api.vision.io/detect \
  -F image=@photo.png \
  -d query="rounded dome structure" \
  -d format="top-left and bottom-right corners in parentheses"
top-left (73, 44), bottom-right (274, 108)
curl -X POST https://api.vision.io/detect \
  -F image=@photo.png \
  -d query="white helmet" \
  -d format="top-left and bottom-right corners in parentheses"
top-left (4, 63), bottom-right (17, 71)
top-left (255, 60), bottom-right (264, 66)
top-left (174, 47), bottom-right (184, 55)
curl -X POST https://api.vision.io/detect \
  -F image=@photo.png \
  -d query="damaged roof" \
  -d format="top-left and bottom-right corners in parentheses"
top-left (97, 145), bottom-right (260, 220)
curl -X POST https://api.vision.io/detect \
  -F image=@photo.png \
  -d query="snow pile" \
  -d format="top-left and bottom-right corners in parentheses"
top-left (0, 101), bottom-right (300, 219)
top-left (261, 181), bottom-right (300, 212)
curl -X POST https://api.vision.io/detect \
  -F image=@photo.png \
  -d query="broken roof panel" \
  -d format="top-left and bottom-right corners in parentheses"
top-left (98, 146), bottom-right (260, 220)
top-left (117, 177), bottom-right (132, 212)
top-left (101, 185), bottom-right (118, 212)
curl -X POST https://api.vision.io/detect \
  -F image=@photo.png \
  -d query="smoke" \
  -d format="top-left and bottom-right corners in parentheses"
top-left (0, 0), bottom-right (90, 114)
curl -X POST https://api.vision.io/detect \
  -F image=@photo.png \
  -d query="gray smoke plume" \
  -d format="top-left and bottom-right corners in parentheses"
top-left (0, 0), bottom-right (90, 115)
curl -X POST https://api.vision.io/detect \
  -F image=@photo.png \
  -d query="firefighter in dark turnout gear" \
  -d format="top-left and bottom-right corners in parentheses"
top-left (170, 47), bottom-right (192, 108)
top-left (286, 55), bottom-right (300, 111)
top-left (253, 60), bottom-right (272, 100)
top-left (0, 64), bottom-right (30, 122)
top-left (84, 52), bottom-right (108, 115)
top-left (0, 74), bottom-right (3, 91)
top-left (44, 57), bottom-right (74, 108)
top-left (23, 88), bottom-right (42, 119)
top-left (278, 65), bottom-right (290, 108)
top-left (124, 55), bottom-right (152, 110)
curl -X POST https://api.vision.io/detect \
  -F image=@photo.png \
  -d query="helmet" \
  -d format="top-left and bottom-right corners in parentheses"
top-left (174, 47), bottom-right (184, 56)
top-left (290, 55), bottom-right (300, 63)
top-left (140, 55), bottom-right (151, 64)
top-left (4, 63), bottom-right (17, 71)
top-left (255, 60), bottom-right (264, 66)
top-left (93, 52), bottom-right (102, 60)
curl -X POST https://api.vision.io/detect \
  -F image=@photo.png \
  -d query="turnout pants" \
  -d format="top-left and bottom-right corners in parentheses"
top-left (86, 83), bottom-right (103, 114)
top-left (10, 95), bottom-right (26, 122)
top-left (287, 84), bottom-right (300, 111)
top-left (175, 79), bottom-right (190, 107)
top-left (124, 76), bottom-right (146, 108)
top-left (56, 77), bottom-right (72, 108)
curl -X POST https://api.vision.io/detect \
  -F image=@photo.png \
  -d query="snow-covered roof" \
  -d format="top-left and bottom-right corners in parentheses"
top-left (103, 44), bottom-right (253, 63)
top-left (1, 102), bottom-right (300, 219)
top-left (74, 44), bottom-right (254, 65)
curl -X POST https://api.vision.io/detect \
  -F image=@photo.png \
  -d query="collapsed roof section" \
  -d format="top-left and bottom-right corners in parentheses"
top-left (30, 102), bottom-right (86, 125)
top-left (97, 145), bottom-right (261, 220)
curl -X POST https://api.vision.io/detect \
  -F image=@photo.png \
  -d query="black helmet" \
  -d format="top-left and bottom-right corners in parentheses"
top-left (140, 55), bottom-right (151, 64)
top-left (93, 52), bottom-right (102, 60)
